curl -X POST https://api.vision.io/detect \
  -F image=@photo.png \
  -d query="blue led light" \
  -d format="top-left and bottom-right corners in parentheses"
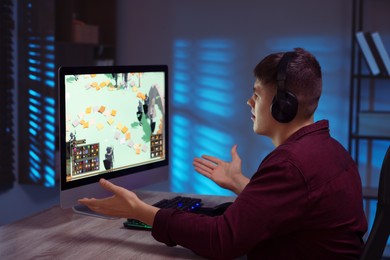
top-left (29, 168), bottom-right (41, 182)
top-left (30, 143), bottom-right (41, 155)
top-left (45, 62), bottom-right (55, 69)
top-left (29, 89), bottom-right (41, 97)
top-left (28, 74), bottom-right (41, 81)
top-left (44, 106), bottom-right (55, 115)
top-left (45, 97), bottom-right (55, 105)
top-left (28, 58), bottom-right (41, 65)
top-left (45, 71), bottom-right (55, 78)
top-left (28, 128), bottom-right (37, 136)
top-left (44, 123), bottom-right (55, 133)
top-left (28, 104), bottom-right (40, 114)
top-left (45, 54), bottom-right (54, 60)
top-left (44, 114), bottom-right (55, 124)
top-left (28, 43), bottom-right (40, 49)
top-left (29, 144), bottom-right (39, 153)
top-left (29, 121), bottom-right (40, 130)
top-left (44, 173), bottom-right (55, 187)
top-left (45, 80), bottom-right (55, 87)
top-left (28, 51), bottom-right (40, 57)
top-left (28, 66), bottom-right (41, 73)
top-left (30, 113), bottom-right (40, 122)
top-left (44, 146), bottom-right (55, 157)
top-left (44, 132), bottom-right (55, 142)
top-left (29, 97), bottom-right (41, 106)
top-left (29, 150), bottom-right (41, 163)
top-left (45, 45), bottom-right (54, 51)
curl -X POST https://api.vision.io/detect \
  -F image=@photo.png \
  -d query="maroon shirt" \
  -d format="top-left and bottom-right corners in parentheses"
top-left (152, 120), bottom-right (367, 259)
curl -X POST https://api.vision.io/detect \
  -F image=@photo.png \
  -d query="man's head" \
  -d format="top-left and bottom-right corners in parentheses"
top-left (248, 48), bottom-right (322, 141)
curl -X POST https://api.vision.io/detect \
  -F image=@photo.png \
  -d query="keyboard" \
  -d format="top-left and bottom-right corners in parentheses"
top-left (123, 196), bottom-right (203, 230)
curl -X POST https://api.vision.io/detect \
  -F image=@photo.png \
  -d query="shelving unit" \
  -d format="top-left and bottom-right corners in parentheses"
top-left (348, 0), bottom-right (390, 256)
top-left (349, 0), bottom-right (390, 192)
top-left (17, 0), bottom-right (116, 186)
top-left (54, 0), bottom-right (116, 67)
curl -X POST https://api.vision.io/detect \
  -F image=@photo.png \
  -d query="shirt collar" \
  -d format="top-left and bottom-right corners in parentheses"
top-left (283, 120), bottom-right (329, 144)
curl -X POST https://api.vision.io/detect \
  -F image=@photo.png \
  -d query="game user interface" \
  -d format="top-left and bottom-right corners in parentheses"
top-left (64, 70), bottom-right (166, 183)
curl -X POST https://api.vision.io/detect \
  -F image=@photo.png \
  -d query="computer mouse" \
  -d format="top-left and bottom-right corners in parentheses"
top-left (212, 202), bottom-right (233, 215)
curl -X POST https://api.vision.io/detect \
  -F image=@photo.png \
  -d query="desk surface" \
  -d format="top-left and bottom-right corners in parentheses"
top-left (0, 190), bottom-right (235, 260)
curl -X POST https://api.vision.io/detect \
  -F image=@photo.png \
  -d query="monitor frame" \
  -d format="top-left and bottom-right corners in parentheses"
top-left (58, 65), bottom-right (169, 211)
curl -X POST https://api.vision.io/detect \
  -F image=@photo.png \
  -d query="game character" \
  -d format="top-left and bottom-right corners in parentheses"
top-left (143, 94), bottom-right (149, 116)
top-left (122, 73), bottom-right (128, 89)
top-left (103, 146), bottom-right (114, 170)
top-left (137, 100), bottom-right (143, 126)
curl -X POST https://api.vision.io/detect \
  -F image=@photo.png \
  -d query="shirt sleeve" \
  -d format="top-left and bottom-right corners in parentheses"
top-left (151, 151), bottom-right (309, 259)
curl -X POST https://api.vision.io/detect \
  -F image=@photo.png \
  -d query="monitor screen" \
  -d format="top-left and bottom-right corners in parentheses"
top-left (58, 65), bottom-right (169, 216)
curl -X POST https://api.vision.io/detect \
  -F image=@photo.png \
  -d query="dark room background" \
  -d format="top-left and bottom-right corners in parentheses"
top-left (1, 3), bottom-right (390, 255)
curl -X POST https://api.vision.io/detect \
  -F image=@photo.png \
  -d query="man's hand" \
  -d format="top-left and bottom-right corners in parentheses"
top-left (193, 145), bottom-right (249, 195)
top-left (78, 179), bottom-right (158, 225)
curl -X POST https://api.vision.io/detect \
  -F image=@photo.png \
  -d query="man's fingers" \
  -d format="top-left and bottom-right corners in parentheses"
top-left (231, 144), bottom-right (240, 160)
top-left (193, 160), bottom-right (213, 178)
top-left (193, 157), bottom-right (218, 170)
top-left (78, 198), bottom-right (100, 209)
top-left (195, 167), bottom-right (212, 179)
top-left (193, 161), bottom-right (211, 173)
top-left (99, 179), bottom-right (125, 196)
top-left (201, 155), bottom-right (222, 165)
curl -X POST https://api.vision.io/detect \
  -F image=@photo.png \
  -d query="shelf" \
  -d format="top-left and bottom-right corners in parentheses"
top-left (362, 187), bottom-right (378, 200)
top-left (355, 112), bottom-right (390, 138)
top-left (351, 134), bottom-right (390, 140)
top-left (55, 0), bottom-right (116, 46)
top-left (353, 74), bottom-right (390, 79)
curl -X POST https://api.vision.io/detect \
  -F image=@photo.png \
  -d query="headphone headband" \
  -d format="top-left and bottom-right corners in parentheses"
top-left (271, 51), bottom-right (298, 123)
top-left (276, 51), bottom-right (295, 91)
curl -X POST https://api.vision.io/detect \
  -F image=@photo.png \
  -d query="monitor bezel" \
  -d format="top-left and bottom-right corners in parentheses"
top-left (58, 65), bottom-right (169, 192)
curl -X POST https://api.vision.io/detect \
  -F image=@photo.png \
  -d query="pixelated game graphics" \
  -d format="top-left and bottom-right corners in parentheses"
top-left (64, 72), bottom-right (165, 181)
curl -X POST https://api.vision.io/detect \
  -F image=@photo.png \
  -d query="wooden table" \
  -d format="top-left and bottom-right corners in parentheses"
top-left (0, 191), bottom-right (235, 259)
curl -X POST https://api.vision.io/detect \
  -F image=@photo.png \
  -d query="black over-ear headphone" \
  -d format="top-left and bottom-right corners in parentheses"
top-left (271, 51), bottom-right (298, 123)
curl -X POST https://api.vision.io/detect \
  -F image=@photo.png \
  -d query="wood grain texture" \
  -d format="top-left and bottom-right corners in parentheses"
top-left (0, 190), bottom-right (235, 259)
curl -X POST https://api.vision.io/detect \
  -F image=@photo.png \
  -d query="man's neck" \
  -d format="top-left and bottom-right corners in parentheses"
top-left (271, 118), bottom-right (314, 147)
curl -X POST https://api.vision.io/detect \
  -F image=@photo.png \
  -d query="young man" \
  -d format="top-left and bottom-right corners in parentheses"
top-left (79, 48), bottom-right (367, 259)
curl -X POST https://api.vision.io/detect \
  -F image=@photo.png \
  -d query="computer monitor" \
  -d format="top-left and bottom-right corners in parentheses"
top-left (58, 65), bottom-right (169, 217)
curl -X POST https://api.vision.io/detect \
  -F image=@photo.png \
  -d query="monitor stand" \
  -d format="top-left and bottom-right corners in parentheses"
top-left (73, 204), bottom-right (119, 220)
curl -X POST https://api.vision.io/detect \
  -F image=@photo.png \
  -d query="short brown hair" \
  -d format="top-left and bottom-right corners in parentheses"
top-left (253, 48), bottom-right (322, 120)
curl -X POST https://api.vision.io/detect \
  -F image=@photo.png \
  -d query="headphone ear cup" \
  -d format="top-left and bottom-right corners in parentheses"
top-left (271, 90), bottom-right (298, 123)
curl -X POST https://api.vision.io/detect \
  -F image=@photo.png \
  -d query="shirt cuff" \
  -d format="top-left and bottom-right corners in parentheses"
top-left (151, 208), bottom-right (177, 247)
